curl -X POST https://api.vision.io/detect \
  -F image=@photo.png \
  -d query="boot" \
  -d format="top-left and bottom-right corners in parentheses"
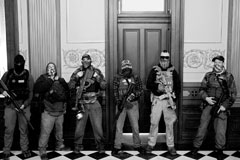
top-left (134, 146), bottom-right (146, 154)
top-left (22, 150), bottom-right (32, 159)
top-left (190, 147), bottom-right (199, 155)
top-left (145, 145), bottom-right (153, 154)
top-left (74, 144), bottom-right (84, 154)
top-left (3, 153), bottom-right (10, 160)
top-left (111, 148), bottom-right (121, 155)
top-left (168, 146), bottom-right (177, 156)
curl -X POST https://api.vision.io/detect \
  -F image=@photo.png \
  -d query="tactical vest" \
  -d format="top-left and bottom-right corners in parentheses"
top-left (118, 77), bottom-right (134, 100)
top-left (153, 66), bottom-right (174, 93)
top-left (7, 69), bottom-right (29, 100)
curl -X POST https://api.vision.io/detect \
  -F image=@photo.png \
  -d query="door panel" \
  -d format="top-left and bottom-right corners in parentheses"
top-left (118, 23), bottom-right (170, 133)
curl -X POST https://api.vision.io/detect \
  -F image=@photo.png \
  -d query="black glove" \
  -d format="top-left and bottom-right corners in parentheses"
top-left (116, 100), bottom-right (122, 111)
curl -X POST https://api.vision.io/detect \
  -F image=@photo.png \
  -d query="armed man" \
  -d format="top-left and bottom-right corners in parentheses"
top-left (145, 50), bottom-right (180, 156)
top-left (68, 53), bottom-right (106, 154)
top-left (0, 55), bottom-right (34, 160)
top-left (191, 55), bottom-right (237, 160)
top-left (111, 60), bottom-right (144, 156)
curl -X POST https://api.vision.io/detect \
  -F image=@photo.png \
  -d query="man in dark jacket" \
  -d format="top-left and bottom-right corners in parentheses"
top-left (34, 62), bottom-right (69, 160)
top-left (145, 50), bottom-right (180, 156)
top-left (68, 53), bottom-right (106, 154)
top-left (191, 55), bottom-right (237, 160)
top-left (111, 60), bottom-right (144, 155)
top-left (0, 55), bottom-right (34, 160)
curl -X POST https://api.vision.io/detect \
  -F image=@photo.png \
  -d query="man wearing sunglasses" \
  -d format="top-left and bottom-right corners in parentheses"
top-left (68, 53), bottom-right (106, 154)
top-left (145, 50), bottom-right (180, 156)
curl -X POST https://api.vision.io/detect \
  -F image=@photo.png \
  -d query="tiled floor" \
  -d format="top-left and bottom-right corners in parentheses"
top-left (0, 150), bottom-right (240, 160)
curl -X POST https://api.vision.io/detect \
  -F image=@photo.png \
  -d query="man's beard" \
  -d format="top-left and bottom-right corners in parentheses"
top-left (160, 60), bottom-right (170, 69)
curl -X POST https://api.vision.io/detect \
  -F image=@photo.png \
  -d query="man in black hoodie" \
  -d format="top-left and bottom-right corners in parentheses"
top-left (34, 62), bottom-right (69, 160)
top-left (145, 50), bottom-right (180, 156)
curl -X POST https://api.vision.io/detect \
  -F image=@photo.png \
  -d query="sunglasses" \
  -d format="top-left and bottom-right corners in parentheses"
top-left (160, 56), bottom-right (170, 59)
top-left (82, 59), bottom-right (91, 63)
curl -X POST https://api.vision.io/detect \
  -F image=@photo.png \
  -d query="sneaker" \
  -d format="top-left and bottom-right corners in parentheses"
top-left (40, 153), bottom-right (48, 160)
top-left (111, 148), bottom-right (121, 155)
top-left (134, 146), bottom-right (146, 154)
top-left (168, 147), bottom-right (177, 156)
top-left (22, 150), bottom-right (32, 158)
top-left (145, 145), bottom-right (153, 153)
top-left (190, 147), bottom-right (199, 155)
top-left (3, 153), bottom-right (10, 160)
top-left (74, 144), bottom-right (84, 154)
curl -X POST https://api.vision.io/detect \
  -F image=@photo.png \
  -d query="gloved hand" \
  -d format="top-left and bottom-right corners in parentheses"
top-left (116, 100), bottom-right (122, 110)
top-left (20, 104), bottom-right (25, 110)
top-left (158, 84), bottom-right (165, 92)
top-left (127, 93), bottom-right (135, 102)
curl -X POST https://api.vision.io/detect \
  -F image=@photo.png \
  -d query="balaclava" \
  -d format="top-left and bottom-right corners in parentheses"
top-left (14, 54), bottom-right (25, 74)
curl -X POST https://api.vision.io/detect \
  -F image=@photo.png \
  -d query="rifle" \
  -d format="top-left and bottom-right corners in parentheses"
top-left (74, 69), bottom-right (94, 119)
top-left (113, 81), bottom-right (135, 127)
top-left (0, 80), bottom-right (34, 130)
top-left (211, 76), bottom-right (229, 118)
top-left (155, 73), bottom-right (176, 109)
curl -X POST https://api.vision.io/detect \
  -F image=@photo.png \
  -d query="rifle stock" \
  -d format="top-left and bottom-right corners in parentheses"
top-left (0, 80), bottom-right (34, 130)
top-left (74, 69), bottom-right (94, 114)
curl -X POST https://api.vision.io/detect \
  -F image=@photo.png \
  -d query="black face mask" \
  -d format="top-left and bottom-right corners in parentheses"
top-left (14, 63), bottom-right (25, 74)
top-left (122, 68), bottom-right (132, 78)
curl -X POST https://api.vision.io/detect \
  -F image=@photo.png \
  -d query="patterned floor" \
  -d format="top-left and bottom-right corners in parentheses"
top-left (0, 150), bottom-right (240, 160)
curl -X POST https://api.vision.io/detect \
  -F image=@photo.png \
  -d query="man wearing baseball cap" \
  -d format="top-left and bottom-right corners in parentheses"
top-left (68, 53), bottom-right (107, 154)
top-left (111, 59), bottom-right (144, 155)
top-left (191, 55), bottom-right (237, 160)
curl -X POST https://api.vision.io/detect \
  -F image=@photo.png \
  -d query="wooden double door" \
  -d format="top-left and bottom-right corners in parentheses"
top-left (118, 22), bottom-right (171, 135)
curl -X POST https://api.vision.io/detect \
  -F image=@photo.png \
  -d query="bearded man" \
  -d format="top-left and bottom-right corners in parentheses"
top-left (145, 50), bottom-right (180, 156)
top-left (68, 53), bottom-right (106, 154)
top-left (191, 55), bottom-right (237, 160)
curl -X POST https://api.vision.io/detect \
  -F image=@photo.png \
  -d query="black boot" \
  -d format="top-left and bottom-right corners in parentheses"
top-left (111, 148), bottom-right (121, 155)
top-left (3, 153), bottom-right (10, 160)
top-left (134, 146), bottom-right (146, 154)
top-left (190, 147), bottom-right (199, 155)
top-left (216, 149), bottom-right (224, 160)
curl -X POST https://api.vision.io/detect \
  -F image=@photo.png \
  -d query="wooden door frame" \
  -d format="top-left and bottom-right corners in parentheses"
top-left (105, 0), bottom-right (184, 144)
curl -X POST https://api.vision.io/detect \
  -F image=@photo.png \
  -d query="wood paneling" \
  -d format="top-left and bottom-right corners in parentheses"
top-left (228, 0), bottom-right (240, 100)
top-left (180, 82), bottom-right (240, 149)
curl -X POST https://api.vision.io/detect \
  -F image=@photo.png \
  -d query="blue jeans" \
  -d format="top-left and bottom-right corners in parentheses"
top-left (74, 100), bottom-right (105, 149)
top-left (38, 111), bottom-right (64, 153)
top-left (193, 105), bottom-right (227, 150)
top-left (114, 101), bottom-right (141, 149)
top-left (3, 105), bottom-right (31, 154)
top-left (148, 97), bottom-right (177, 148)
